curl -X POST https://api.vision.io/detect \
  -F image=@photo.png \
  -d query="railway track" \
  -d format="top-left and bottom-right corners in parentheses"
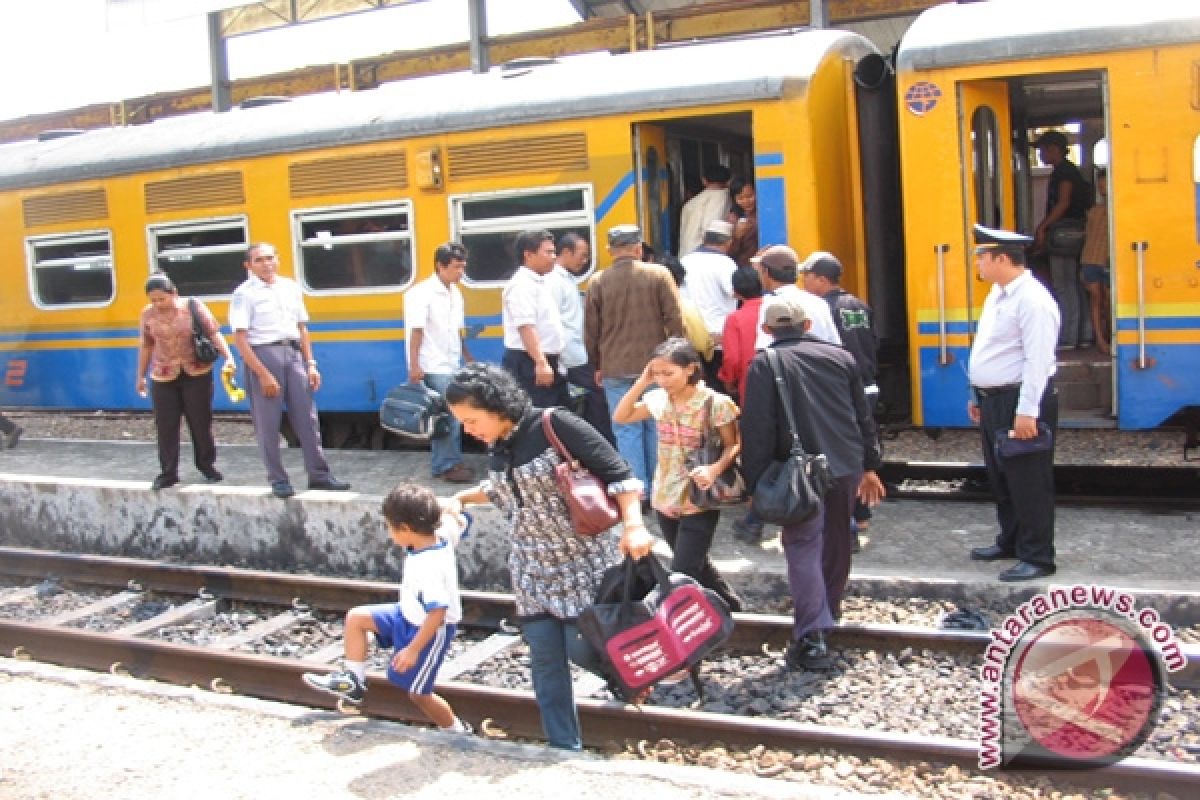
top-left (2, 547), bottom-right (1198, 795)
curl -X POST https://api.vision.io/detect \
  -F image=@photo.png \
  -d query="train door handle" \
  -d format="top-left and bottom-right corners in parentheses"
top-left (1131, 241), bottom-right (1153, 370)
top-left (935, 244), bottom-right (953, 365)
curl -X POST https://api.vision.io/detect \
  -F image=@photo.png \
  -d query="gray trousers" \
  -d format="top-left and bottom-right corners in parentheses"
top-left (1049, 254), bottom-right (1092, 347)
top-left (247, 343), bottom-right (331, 486)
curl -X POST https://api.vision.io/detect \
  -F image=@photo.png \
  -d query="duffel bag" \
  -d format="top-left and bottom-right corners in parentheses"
top-left (379, 382), bottom-right (451, 440)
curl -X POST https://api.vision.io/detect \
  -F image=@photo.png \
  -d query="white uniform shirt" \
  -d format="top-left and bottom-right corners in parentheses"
top-left (755, 283), bottom-right (843, 349)
top-left (404, 274), bottom-right (465, 374)
top-left (546, 265), bottom-right (587, 368)
top-left (678, 187), bottom-right (733, 256)
top-left (398, 513), bottom-right (469, 627)
top-left (680, 248), bottom-right (738, 335)
top-left (502, 266), bottom-right (564, 355)
top-left (968, 270), bottom-right (1060, 418)
top-left (228, 274), bottom-right (309, 344)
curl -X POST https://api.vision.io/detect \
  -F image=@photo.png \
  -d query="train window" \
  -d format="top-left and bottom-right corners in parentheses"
top-left (452, 186), bottom-right (593, 284)
top-left (294, 204), bottom-right (414, 292)
top-left (971, 106), bottom-right (1004, 228)
top-left (149, 218), bottom-right (248, 298)
top-left (26, 232), bottom-right (115, 308)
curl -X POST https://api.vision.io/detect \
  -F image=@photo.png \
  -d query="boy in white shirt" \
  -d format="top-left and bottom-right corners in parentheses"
top-left (303, 483), bottom-right (471, 733)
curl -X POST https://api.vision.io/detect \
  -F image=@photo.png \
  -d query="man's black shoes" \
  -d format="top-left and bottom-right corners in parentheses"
top-left (999, 562), bottom-right (1056, 582)
top-left (785, 632), bottom-right (834, 671)
top-left (308, 478), bottom-right (351, 491)
top-left (271, 481), bottom-right (295, 499)
top-left (969, 544), bottom-right (1015, 562)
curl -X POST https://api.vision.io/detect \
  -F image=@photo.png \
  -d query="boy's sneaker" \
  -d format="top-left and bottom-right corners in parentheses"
top-left (303, 669), bottom-right (365, 703)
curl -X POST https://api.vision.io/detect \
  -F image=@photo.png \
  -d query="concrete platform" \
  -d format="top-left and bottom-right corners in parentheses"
top-left (0, 438), bottom-right (1197, 616)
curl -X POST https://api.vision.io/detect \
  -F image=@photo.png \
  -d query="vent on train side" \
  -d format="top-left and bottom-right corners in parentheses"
top-left (447, 132), bottom-right (588, 181)
top-left (145, 171), bottom-right (246, 213)
top-left (288, 151), bottom-right (409, 198)
top-left (22, 188), bottom-right (109, 227)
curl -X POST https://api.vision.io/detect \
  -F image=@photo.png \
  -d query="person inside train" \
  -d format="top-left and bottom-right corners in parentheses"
top-left (303, 483), bottom-right (473, 735)
top-left (678, 163), bottom-right (732, 256)
top-left (135, 273), bottom-right (234, 490)
top-left (1080, 168), bottom-right (1112, 356)
top-left (442, 362), bottom-right (653, 750)
top-left (724, 176), bottom-right (759, 269)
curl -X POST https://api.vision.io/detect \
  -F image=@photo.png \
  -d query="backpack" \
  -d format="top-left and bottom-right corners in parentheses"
top-left (379, 383), bottom-right (451, 440)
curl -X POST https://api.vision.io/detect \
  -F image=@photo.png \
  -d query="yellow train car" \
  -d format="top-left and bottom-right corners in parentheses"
top-left (0, 30), bottom-right (881, 440)
top-left (896, 1), bottom-right (1200, 429)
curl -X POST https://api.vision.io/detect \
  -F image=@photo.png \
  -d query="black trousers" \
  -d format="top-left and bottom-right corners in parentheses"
top-left (655, 510), bottom-right (739, 607)
top-left (502, 348), bottom-right (569, 409)
top-left (565, 363), bottom-right (614, 445)
top-left (0, 413), bottom-right (16, 435)
top-left (978, 385), bottom-right (1058, 568)
top-left (151, 370), bottom-right (217, 478)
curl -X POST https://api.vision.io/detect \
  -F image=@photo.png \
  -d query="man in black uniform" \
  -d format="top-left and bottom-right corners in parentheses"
top-left (801, 251), bottom-right (879, 549)
top-left (967, 224), bottom-right (1061, 582)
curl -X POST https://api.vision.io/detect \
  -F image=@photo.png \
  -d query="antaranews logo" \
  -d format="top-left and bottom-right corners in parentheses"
top-left (978, 584), bottom-right (1185, 770)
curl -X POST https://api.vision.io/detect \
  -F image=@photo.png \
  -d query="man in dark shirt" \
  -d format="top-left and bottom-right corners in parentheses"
top-left (741, 296), bottom-right (885, 670)
top-left (1033, 130), bottom-right (1092, 349)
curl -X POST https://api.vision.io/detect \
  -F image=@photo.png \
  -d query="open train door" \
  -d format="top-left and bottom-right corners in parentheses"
top-left (632, 124), bottom-right (671, 255)
top-left (957, 80), bottom-right (1016, 332)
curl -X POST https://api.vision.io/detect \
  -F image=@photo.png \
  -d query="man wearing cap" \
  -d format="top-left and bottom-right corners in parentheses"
top-left (752, 245), bottom-right (841, 350)
top-left (741, 295), bottom-right (884, 670)
top-left (1033, 130), bottom-right (1093, 349)
top-left (967, 223), bottom-right (1060, 582)
top-left (681, 218), bottom-right (739, 392)
top-left (502, 229), bottom-right (568, 408)
top-left (678, 164), bottom-right (732, 257)
top-left (801, 251), bottom-right (880, 548)
top-left (585, 224), bottom-right (685, 494)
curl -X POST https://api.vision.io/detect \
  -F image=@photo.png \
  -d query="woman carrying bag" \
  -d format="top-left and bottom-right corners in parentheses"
top-left (611, 337), bottom-right (744, 612)
top-left (442, 363), bottom-right (653, 750)
top-left (135, 273), bottom-right (235, 489)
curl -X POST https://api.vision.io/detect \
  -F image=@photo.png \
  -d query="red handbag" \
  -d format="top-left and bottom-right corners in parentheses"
top-left (541, 409), bottom-right (621, 536)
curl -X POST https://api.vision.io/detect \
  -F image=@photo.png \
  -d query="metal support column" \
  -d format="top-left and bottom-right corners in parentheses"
top-left (811, 0), bottom-right (828, 28)
top-left (207, 11), bottom-right (232, 112)
top-left (468, 0), bottom-right (489, 74)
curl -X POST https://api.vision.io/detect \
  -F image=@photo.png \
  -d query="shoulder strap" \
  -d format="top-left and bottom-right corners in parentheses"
top-left (540, 408), bottom-right (573, 464)
top-left (187, 297), bottom-right (203, 335)
top-left (764, 348), bottom-right (809, 457)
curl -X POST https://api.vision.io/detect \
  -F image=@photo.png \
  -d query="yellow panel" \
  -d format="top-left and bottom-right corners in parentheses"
top-left (446, 132), bottom-right (588, 181)
top-left (289, 150), bottom-right (408, 198)
top-left (22, 188), bottom-right (108, 227)
top-left (145, 172), bottom-right (245, 213)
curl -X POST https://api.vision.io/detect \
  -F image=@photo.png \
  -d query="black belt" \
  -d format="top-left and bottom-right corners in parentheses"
top-left (973, 383), bottom-right (1021, 398)
top-left (254, 339), bottom-right (299, 349)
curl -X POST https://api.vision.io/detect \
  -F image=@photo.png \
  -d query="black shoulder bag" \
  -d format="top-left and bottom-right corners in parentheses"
top-left (188, 297), bottom-right (220, 364)
top-left (749, 348), bottom-right (832, 525)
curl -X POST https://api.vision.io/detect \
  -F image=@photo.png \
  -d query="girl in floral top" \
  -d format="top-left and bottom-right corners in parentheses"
top-left (135, 273), bottom-right (235, 490)
top-left (611, 337), bottom-right (744, 611)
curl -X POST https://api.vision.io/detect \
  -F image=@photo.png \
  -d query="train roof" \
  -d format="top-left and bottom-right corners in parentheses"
top-left (897, 1), bottom-right (1200, 73)
top-left (0, 29), bottom-right (873, 192)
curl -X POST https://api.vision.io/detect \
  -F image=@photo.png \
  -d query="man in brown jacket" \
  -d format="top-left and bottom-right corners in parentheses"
top-left (585, 224), bottom-right (685, 496)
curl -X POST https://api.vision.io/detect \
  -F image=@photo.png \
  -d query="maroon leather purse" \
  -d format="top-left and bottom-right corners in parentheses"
top-left (541, 409), bottom-right (621, 536)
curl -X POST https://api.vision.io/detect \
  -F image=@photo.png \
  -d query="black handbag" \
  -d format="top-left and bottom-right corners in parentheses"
top-left (685, 392), bottom-right (747, 509)
top-left (379, 382), bottom-right (452, 440)
top-left (750, 348), bottom-right (832, 526)
top-left (188, 297), bottom-right (220, 364)
top-left (578, 555), bottom-right (734, 701)
top-left (994, 422), bottom-right (1054, 459)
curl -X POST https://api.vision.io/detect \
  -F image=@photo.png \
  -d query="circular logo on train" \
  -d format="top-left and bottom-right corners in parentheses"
top-left (1008, 611), bottom-right (1164, 766)
top-left (904, 81), bottom-right (942, 116)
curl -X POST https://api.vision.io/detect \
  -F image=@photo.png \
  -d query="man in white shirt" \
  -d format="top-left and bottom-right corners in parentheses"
top-left (966, 224), bottom-right (1060, 582)
top-left (678, 164), bottom-right (732, 257)
top-left (405, 242), bottom-right (475, 483)
top-left (501, 229), bottom-right (568, 408)
top-left (681, 218), bottom-right (738, 392)
top-left (229, 242), bottom-right (350, 499)
top-left (547, 232), bottom-right (613, 442)
top-left (751, 245), bottom-right (842, 349)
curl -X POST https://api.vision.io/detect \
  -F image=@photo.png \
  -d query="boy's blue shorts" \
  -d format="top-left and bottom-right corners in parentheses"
top-left (366, 603), bottom-right (457, 696)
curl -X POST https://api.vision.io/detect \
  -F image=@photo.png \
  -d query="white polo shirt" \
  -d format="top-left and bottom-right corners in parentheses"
top-left (502, 266), bottom-right (564, 355)
top-left (404, 274), bottom-right (465, 374)
top-left (680, 248), bottom-right (738, 335)
top-left (546, 264), bottom-right (587, 368)
top-left (228, 274), bottom-right (308, 344)
top-left (754, 283), bottom-right (842, 349)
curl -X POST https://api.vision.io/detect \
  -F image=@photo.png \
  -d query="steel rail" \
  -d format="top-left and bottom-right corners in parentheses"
top-left (1, 619), bottom-right (1197, 796)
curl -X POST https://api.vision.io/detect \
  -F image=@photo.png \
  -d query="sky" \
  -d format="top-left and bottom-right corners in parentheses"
top-left (0, 0), bottom-right (583, 122)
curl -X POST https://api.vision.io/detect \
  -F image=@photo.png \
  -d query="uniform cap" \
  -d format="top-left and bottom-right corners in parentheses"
top-left (704, 218), bottom-right (734, 239)
top-left (607, 224), bottom-right (641, 247)
top-left (749, 244), bottom-right (799, 272)
top-left (762, 295), bottom-right (809, 329)
top-left (799, 250), bottom-right (843, 282)
top-left (973, 223), bottom-right (1032, 254)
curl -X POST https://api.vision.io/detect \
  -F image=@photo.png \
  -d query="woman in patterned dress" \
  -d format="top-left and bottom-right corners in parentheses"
top-left (444, 362), bottom-right (653, 750)
top-left (610, 337), bottom-right (744, 611)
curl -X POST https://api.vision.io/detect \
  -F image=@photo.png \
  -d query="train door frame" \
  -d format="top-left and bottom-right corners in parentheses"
top-left (632, 124), bottom-right (670, 255)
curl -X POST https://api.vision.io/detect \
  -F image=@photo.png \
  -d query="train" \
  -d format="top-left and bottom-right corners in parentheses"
top-left (0, 1), bottom-right (1196, 442)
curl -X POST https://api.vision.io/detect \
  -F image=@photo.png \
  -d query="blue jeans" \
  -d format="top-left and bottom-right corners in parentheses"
top-left (520, 615), bottom-right (605, 750)
top-left (422, 373), bottom-right (462, 476)
top-left (603, 377), bottom-right (657, 491)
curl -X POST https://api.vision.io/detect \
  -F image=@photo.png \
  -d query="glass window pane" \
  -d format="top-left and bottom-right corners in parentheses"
top-left (971, 106), bottom-right (1003, 228)
top-left (28, 233), bottom-right (114, 307)
top-left (295, 204), bottom-right (414, 291)
top-left (151, 220), bottom-right (248, 297)
top-left (463, 224), bottom-right (590, 284)
top-left (461, 190), bottom-right (585, 222)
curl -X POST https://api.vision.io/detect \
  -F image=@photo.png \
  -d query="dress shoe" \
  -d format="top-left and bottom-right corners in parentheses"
top-left (732, 514), bottom-right (764, 544)
top-left (201, 468), bottom-right (224, 483)
top-left (271, 481), bottom-right (295, 499)
top-left (436, 464), bottom-right (475, 484)
top-left (785, 632), bottom-right (833, 671)
top-left (5, 425), bottom-right (22, 449)
top-left (151, 474), bottom-right (179, 490)
top-left (999, 561), bottom-right (1056, 582)
top-left (970, 544), bottom-right (1016, 562)
top-left (308, 477), bottom-right (351, 491)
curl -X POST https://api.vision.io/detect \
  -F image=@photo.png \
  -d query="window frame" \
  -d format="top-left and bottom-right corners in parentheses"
top-left (146, 215), bottom-right (250, 300)
top-left (25, 229), bottom-right (116, 310)
top-left (449, 184), bottom-right (595, 288)
top-left (290, 200), bottom-right (417, 295)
